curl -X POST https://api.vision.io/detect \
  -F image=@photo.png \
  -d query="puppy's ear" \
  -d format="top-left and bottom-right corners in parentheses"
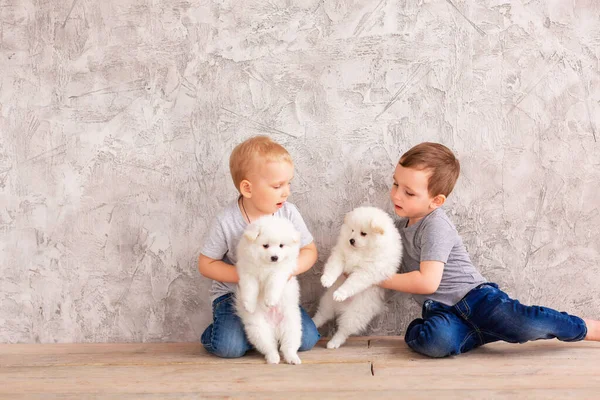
top-left (243, 224), bottom-right (261, 242)
top-left (344, 211), bottom-right (351, 225)
top-left (370, 219), bottom-right (385, 235)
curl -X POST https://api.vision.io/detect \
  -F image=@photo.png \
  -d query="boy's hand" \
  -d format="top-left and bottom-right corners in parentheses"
top-left (378, 277), bottom-right (393, 288)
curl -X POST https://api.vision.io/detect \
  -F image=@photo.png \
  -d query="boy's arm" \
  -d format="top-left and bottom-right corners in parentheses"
top-left (379, 260), bottom-right (444, 295)
top-left (285, 203), bottom-right (317, 276)
top-left (292, 241), bottom-right (318, 276)
top-left (198, 254), bottom-right (240, 283)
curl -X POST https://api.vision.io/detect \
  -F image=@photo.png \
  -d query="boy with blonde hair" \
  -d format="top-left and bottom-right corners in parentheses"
top-left (381, 142), bottom-right (600, 357)
top-left (199, 135), bottom-right (320, 358)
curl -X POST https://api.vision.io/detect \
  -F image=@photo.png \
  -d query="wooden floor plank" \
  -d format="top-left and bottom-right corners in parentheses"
top-left (0, 363), bottom-right (373, 394)
top-left (1, 362), bottom-right (599, 394)
top-left (0, 338), bottom-right (375, 367)
top-left (9, 336), bottom-right (595, 369)
top-left (1, 389), bottom-right (598, 400)
top-left (0, 337), bottom-right (598, 398)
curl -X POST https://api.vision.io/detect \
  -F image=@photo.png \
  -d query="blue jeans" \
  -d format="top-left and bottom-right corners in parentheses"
top-left (201, 293), bottom-right (321, 358)
top-left (405, 283), bottom-right (588, 358)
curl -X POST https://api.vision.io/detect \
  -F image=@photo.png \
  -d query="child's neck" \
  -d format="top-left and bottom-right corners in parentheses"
top-left (406, 208), bottom-right (438, 227)
top-left (406, 217), bottom-right (422, 227)
top-left (238, 196), bottom-right (270, 224)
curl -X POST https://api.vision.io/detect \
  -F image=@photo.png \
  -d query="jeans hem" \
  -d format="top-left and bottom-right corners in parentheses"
top-left (561, 317), bottom-right (588, 342)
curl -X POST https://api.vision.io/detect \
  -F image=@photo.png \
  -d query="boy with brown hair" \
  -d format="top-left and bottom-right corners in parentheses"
top-left (380, 142), bottom-right (600, 357)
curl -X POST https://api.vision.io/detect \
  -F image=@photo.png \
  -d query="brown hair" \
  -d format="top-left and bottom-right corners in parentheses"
top-left (229, 135), bottom-right (293, 191)
top-left (399, 142), bottom-right (460, 197)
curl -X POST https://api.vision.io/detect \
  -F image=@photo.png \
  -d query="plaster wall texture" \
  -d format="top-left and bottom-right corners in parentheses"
top-left (1, 0), bottom-right (599, 342)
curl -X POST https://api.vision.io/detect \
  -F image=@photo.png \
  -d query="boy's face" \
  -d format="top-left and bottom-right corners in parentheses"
top-left (245, 160), bottom-right (294, 215)
top-left (390, 164), bottom-right (442, 223)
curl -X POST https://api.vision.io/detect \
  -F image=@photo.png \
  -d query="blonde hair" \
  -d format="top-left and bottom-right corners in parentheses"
top-left (229, 136), bottom-right (293, 191)
top-left (399, 142), bottom-right (460, 197)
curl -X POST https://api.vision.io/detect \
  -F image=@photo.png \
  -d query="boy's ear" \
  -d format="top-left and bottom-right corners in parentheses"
top-left (243, 224), bottom-right (261, 242)
top-left (240, 179), bottom-right (252, 198)
top-left (370, 219), bottom-right (385, 235)
top-left (429, 194), bottom-right (446, 210)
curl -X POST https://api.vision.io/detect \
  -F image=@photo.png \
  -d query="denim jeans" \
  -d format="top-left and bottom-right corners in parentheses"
top-left (405, 283), bottom-right (588, 358)
top-left (201, 292), bottom-right (321, 358)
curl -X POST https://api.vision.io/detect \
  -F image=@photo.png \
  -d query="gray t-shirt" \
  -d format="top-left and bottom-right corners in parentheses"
top-left (201, 199), bottom-right (314, 302)
top-left (398, 208), bottom-right (486, 306)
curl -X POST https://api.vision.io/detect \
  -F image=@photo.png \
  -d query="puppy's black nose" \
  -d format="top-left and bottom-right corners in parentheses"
top-left (271, 255), bottom-right (279, 262)
top-left (349, 238), bottom-right (355, 246)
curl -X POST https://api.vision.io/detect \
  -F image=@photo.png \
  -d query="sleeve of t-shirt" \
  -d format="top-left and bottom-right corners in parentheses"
top-left (200, 216), bottom-right (228, 260)
top-left (286, 204), bottom-right (314, 248)
top-left (419, 217), bottom-right (457, 264)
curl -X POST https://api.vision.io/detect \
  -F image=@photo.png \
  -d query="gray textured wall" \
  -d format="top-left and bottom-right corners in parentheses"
top-left (1, 0), bottom-right (599, 343)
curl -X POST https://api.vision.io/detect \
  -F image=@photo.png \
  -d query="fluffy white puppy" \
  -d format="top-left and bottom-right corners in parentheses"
top-left (313, 206), bottom-right (402, 349)
top-left (235, 215), bottom-right (303, 365)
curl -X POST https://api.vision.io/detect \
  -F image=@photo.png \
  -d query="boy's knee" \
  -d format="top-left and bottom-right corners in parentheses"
top-left (406, 337), bottom-right (453, 358)
top-left (299, 307), bottom-right (321, 351)
top-left (204, 341), bottom-right (247, 358)
top-left (201, 323), bottom-right (248, 358)
top-left (299, 329), bottom-right (320, 351)
top-left (404, 319), bottom-right (455, 358)
top-left (404, 318), bottom-right (425, 343)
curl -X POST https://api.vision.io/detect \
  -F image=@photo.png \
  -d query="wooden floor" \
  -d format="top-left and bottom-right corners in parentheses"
top-left (0, 337), bottom-right (599, 399)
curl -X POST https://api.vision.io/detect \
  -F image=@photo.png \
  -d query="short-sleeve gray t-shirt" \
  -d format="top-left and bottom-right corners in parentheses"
top-left (201, 199), bottom-right (314, 302)
top-left (398, 208), bottom-right (486, 306)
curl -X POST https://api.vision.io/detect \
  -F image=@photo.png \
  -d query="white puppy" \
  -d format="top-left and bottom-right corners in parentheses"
top-left (313, 206), bottom-right (402, 349)
top-left (235, 215), bottom-right (303, 365)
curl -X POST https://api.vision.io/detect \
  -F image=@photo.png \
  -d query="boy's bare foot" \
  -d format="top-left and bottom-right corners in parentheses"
top-left (583, 319), bottom-right (600, 341)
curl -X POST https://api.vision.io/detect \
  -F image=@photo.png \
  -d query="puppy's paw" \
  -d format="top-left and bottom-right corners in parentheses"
top-left (264, 295), bottom-right (278, 308)
top-left (282, 349), bottom-right (302, 365)
top-left (265, 352), bottom-right (280, 364)
top-left (326, 339), bottom-right (343, 349)
top-left (321, 274), bottom-right (336, 288)
top-left (283, 353), bottom-right (302, 365)
top-left (243, 300), bottom-right (256, 313)
top-left (333, 289), bottom-right (348, 302)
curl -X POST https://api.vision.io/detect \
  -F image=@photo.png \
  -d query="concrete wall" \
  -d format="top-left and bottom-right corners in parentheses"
top-left (1, 0), bottom-right (599, 343)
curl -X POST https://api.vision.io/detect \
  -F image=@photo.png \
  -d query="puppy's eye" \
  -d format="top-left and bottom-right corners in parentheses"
top-left (279, 244), bottom-right (284, 248)
top-left (360, 232), bottom-right (367, 236)
top-left (263, 244), bottom-right (269, 249)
